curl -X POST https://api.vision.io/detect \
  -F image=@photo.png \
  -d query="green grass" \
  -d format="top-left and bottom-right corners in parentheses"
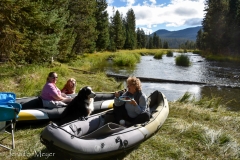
top-left (0, 50), bottom-right (240, 160)
top-left (175, 54), bottom-right (191, 66)
top-left (178, 49), bottom-right (188, 53)
top-left (205, 54), bottom-right (240, 63)
top-left (1, 94), bottom-right (239, 160)
top-left (197, 51), bottom-right (240, 63)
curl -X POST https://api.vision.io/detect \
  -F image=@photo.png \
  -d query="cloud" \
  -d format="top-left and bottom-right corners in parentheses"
top-left (107, 0), bottom-right (114, 5)
top-left (120, 0), bottom-right (136, 6)
top-left (107, 0), bottom-right (205, 33)
top-left (184, 18), bottom-right (202, 26)
top-left (148, 0), bottom-right (157, 5)
top-left (174, 7), bottom-right (198, 16)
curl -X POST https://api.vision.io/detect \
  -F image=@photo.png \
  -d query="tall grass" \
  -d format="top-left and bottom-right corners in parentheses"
top-left (166, 50), bottom-right (174, 57)
top-left (153, 52), bottom-right (163, 59)
top-left (177, 91), bottom-right (192, 103)
top-left (175, 54), bottom-right (191, 66)
top-left (128, 49), bottom-right (167, 55)
top-left (113, 52), bottom-right (140, 66)
top-left (0, 55), bottom-right (121, 97)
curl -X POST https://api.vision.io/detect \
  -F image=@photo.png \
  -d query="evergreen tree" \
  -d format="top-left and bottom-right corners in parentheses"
top-left (201, 0), bottom-right (240, 55)
top-left (123, 9), bottom-right (136, 50)
top-left (148, 36), bottom-right (153, 49)
top-left (152, 33), bottom-right (161, 48)
top-left (226, 0), bottom-right (240, 54)
top-left (109, 10), bottom-right (125, 50)
top-left (0, 0), bottom-right (71, 64)
top-left (196, 29), bottom-right (203, 49)
top-left (54, 0), bottom-right (76, 62)
top-left (179, 40), bottom-right (196, 49)
top-left (136, 28), bottom-right (142, 49)
top-left (140, 29), bottom-right (147, 48)
top-left (57, 26), bottom-right (76, 62)
top-left (108, 7), bottom-right (116, 51)
top-left (202, 0), bottom-right (228, 54)
top-left (69, 0), bottom-right (97, 54)
top-left (163, 41), bottom-right (169, 49)
top-left (95, 0), bottom-right (109, 51)
top-left (152, 33), bottom-right (157, 49)
top-left (236, 1), bottom-right (240, 54)
top-left (157, 36), bottom-right (161, 48)
top-left (0, 0), bottom-right (20, 62)
top-left (136, 28), bottom-right (146, 49)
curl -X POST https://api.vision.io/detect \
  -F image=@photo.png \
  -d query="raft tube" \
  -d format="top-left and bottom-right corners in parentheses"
top-left (16, 92), bottom-right (115, 123)
top-left (40, 90), bottom-right (169, 159)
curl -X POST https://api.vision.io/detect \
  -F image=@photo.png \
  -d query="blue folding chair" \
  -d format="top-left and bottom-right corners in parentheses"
top-left (0, 92), bottom-right (22, 150)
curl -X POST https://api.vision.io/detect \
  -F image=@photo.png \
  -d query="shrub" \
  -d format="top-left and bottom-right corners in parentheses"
top-left (113, 53), bottom-right (140, 66)
top-left (192, 50), bottom-right (201, 54)
top-left (153, 53), bottom-right (163, 59)
top-left (175, 54), bottom-right (191, 66)
top-left (166, 50), bottom-right (173, 57)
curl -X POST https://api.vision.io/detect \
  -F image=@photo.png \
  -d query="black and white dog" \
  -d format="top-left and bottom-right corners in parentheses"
top-left (58, 86), bottom-right (96, 125)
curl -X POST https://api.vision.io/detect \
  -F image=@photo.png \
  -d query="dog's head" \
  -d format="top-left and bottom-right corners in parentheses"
top-left (77, 86), bottom-right (96, 99)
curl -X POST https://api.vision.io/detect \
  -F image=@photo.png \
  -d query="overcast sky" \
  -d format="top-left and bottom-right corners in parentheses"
top-left (107, 0), bottom-right (206, 34)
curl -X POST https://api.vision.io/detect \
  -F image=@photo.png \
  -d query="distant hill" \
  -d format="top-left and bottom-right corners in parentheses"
top-left (153, 26), bottom-right (202, 41)
top-left (151, 26), bottom-right (202, 48)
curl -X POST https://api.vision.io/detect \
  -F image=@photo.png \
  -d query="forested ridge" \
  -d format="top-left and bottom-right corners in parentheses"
top-left (196, 0), bottom-right (240, 56)
top-left (0, 0), bottom-right (239, 65)
top-left (0, 0), bottom-right (151, 64)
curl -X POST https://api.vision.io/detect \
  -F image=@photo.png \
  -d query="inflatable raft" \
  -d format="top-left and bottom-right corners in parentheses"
top-left (16, 92), bottom-right (115, 123)
top-left (40, 90), bottom-right (169, 159)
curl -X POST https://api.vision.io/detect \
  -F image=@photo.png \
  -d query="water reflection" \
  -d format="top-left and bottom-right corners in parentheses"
top-left (105, 52), bottom-right (240, 111)
top-left (200, 86), bottom-right (240, 111)
top-left (141, 83), bottom-right (201, 101)
top-left (141, 83), bottom-right (239, 111)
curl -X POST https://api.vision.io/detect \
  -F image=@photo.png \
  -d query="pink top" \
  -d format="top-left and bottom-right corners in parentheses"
top-left (40, 82), bottom-right (61, 101)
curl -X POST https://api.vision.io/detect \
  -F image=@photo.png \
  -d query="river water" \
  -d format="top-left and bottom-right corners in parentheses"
top-left (104, 52), bottom-right (240, 111)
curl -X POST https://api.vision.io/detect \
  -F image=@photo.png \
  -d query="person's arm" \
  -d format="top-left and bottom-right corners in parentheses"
top-left (114, 91), bottom-right (125, 106)
top-left (49, 85), bottom-right (68, 101)
top-left (52, 94), bottom-right (65, 101)
top-left (131, 94), bottom-right (147, 114)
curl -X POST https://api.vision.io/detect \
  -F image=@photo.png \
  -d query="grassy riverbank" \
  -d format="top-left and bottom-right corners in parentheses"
top-left (0, 50), bottom-right (239, 159)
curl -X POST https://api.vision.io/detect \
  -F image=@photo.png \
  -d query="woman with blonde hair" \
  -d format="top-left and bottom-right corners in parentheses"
top-left (113, 76), bottom-right (150, 126)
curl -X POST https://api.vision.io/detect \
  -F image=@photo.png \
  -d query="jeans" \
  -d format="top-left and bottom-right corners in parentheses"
top-left (113, 104), bottom-right (150, 126)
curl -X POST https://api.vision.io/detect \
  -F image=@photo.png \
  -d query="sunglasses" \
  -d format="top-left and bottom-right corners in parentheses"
top-left (51, 76), bottom-right (58, 79)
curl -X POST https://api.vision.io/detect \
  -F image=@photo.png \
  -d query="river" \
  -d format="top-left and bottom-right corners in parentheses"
top-left (104, 52), bottom-right (240, 111)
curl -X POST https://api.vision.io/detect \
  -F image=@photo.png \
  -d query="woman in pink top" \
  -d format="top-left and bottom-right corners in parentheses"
top-left (41, 72), bottom-right (73, 108)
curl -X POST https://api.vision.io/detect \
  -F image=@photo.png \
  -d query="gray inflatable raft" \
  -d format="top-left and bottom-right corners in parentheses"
top-left (40, 90), bottom-right (169, 159)
top-left (16, 92), bottom-right (115, 123)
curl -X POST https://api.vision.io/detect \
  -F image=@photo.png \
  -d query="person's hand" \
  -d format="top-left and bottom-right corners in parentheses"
top-left (130, 99), bottom-right (137, 106)
top-left (61, 93), bottom-right (67, 97)
top-left (115, 91), bottom-right (120, 98)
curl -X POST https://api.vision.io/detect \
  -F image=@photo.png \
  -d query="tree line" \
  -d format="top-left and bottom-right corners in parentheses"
top-left (0, 0), bottom-right (169, 64)
top-left (196, 0), bottom-right (240, 56)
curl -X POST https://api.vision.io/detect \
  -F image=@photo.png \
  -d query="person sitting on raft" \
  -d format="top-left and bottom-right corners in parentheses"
top-left (113, 76), bottom-right (150, 127)
top-left (40, 72), bottom-right (73, 108)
